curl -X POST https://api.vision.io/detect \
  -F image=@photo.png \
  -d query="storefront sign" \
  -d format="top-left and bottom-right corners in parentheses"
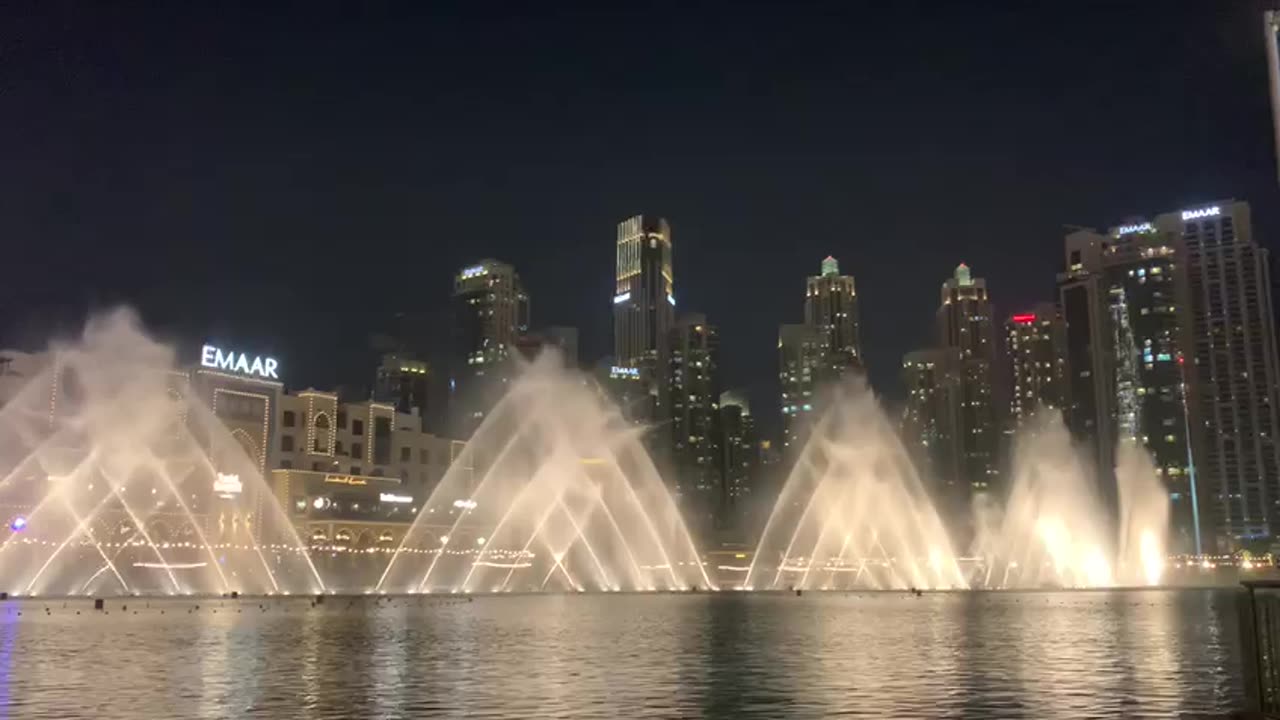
top-left (325, 475), bottom-right (367, 486)
top-left (213, 472), bottom-right (243, 498)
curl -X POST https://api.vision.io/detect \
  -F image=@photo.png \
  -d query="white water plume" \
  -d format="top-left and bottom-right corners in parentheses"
top-left (0, 309), bottom-right (323, 596)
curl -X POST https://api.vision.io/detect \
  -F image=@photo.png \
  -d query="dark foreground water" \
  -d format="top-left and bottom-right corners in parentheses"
top-left (0, 589), bottom-right (1246, 718)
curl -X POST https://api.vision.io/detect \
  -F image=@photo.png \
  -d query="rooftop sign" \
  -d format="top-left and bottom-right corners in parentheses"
top-left (1181, 206), bottom-right (1220, 221)
top-left (201, 345), bottom-right (279, 380)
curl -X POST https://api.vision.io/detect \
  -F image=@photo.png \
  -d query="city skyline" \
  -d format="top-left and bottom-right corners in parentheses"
top-left (2, 3), bottom-right (1278, 443)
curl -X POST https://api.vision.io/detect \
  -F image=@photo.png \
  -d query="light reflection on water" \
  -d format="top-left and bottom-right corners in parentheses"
top-left (0, 589), bottom-right (1244, 718)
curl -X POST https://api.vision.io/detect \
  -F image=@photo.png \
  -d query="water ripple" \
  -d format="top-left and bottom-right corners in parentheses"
top-left (0, 589), bottom-right (1245, 718)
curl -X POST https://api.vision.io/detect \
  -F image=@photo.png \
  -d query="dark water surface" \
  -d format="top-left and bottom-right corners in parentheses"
top-left (0, 589), bottom-right (1245, 718)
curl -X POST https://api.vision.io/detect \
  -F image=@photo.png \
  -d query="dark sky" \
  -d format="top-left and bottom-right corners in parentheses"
top-left (3, 1), bottom-right (1278, 440)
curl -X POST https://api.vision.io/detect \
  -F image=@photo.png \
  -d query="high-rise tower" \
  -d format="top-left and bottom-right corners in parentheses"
top-left (668, 313), bottom-right (723, 535)
top-left (1156, 200), bottom-right (1280, 550)
top-left (804, 256), bottom-right (861, 369)
top-left (451, 260), bottom-right (530, 437)
top-left (1005, 303), bottom-right (1066, 429)
top-left (937, 263), bottom-right (999, 501)
top-left (613, 215), bottom-right (674, 421)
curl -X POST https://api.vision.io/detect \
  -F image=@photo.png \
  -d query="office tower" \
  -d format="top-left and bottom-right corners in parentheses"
top-left (937, 263), bottom-right (999, 498)
top-left (668, 314), bottom-right (723, 534)
top-left (1058, 217), bottom-right (1211, 551)
top-left (778, 323), bottom-right (829, 455)
top-left (901, 348), bottom-right (960, 496)
top-left (719, 391), bottom-right (758, 511)
top-left (613, 215), bottom-right (674, 422)
top-left (805, 256), bottom-right (862, 369)
top-left (1155, 200), bottom-right (1280, 550)
top-left (1101, 221), bottom-right (1198, 551)
top-left (373, 352), bottom-right (430, 426)
top-left (1058, 230), bottom-right (1118, 496)
top-left (1005, 303), bottom-right (1066, 429)
top-left (451, 260), bottom-right (530, 437)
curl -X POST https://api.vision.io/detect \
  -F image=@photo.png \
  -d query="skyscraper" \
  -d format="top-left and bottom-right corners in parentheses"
top-left (668, 313), bottom-right (722, 534)
top-left (614, 215), bottom-right (674, 423)
top-left (373, 352), bottom-right (430, 424)
top-left (1156, 200), bottom-right (1280, 550)
top-left (1005, 303), bottom-right (1065, 429)
top-left (937, 263), bottom-right (999, 499)
top-left (805, 256), bottom-right (861, 369)
top-left (719, 391), bottom-right (758, 514)
top-left (778, 323), bottom-right (828, 455)
top-left (451, 260), bottom-right (530, 437)
top-left (1058, 230), bottom-right (1117, 491)
top-left (901, 348), bottom-right (960, 492)
top-left (1102, 221), bottom-right (1196, 551)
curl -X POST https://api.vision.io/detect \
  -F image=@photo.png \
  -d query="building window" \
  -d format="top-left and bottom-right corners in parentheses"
top-left (351, 466), bottom-right (361, 475)
top-left (281, 435), bottom-right (294, 452)
top-left (280, 459), bottom-right (292, 469)
top-left (312, 437), bottom-right (322, 452)
top-left (335, 440), bottom-right (344, 453)
top-left (353, 419), bottom-right (364, 436)
top-left (400, 447), bottom-right (411, 462)
top-left (352, 443), bottom-right (363, 458)
top-left (283, 411), bottom-right (296, 427)
top-left (315, 414), bottom-right (330, 430)
top-left (311, 462), bottom-right (322, 471)
top-left (372, 468), bottom-right (384, 477)
top-left (420, 449), bottom-right (430, 465)
top-left (337, 411), bottom-right (347, 429)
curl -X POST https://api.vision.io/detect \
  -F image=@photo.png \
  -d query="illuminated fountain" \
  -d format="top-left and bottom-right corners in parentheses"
top-left (745, 380), bottom-right (967, 591)
top-left (377, 353), bottom-right (714, 593)
top-left (0, 310), bottom-right (324, 596)
top-left (747, 379), bottom-right (1169, 591)
top-left (970, 415), bottom-right (1169, 588)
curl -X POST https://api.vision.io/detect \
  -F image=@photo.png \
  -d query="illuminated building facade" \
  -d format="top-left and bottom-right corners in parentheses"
top-left (1156, 200), bottom-right (1280, 550)
top-left (451, 260), bottom-right (530, 437)
top-left (1005, 303), bottom-right (1065, 429)
top-left (613, 215), bottom-right (674, 422)
top-left (804, 256), bottom-right (861, 370)
top-left (1101, 222), bottom-right (1195, 551)
top-left (778, 323), bottom-right (828, 455)
top-left (936, 263), bottom-right (999, 499)
top-left (668, 313), bottom-right (723, 533)
top-left (1058, 229), bottom-right (1118, 509)
top-left (373, 352), bottom-right (430, 423)
top-left (719, 390), bottom-right (758, 511)
top-left (901, 348), bottom-right (960, 494)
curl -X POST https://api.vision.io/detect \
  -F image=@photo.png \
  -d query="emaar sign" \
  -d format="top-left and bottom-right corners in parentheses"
top-left (1181, 206), bottom-right (1220, 221)
top-left (201, 344), bottom-right (279, 380)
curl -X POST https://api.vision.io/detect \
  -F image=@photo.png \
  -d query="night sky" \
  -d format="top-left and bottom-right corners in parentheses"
top-left (3, 1), bottom-right (1278, 440)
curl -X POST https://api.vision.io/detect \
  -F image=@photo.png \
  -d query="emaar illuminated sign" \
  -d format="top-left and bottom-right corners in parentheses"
top-left (201, 345), bottom-right (279, 380)
top-left (610, 366), bottom-right (640, 379)
top-left (379, 492), bottom-right (413, 504)
top-left (459, 265), bottom-right (487, 280)
top-left (1181, 206), bottom-right (1220, 221)
top-left (613, 292), bottom-right (631, 304)
top-left (1116, 222), bottom-right (1153, 236)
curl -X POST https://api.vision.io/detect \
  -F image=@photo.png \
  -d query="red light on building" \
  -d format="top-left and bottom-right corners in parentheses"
top-left (1011, 314), bottom-right (1037, 325)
